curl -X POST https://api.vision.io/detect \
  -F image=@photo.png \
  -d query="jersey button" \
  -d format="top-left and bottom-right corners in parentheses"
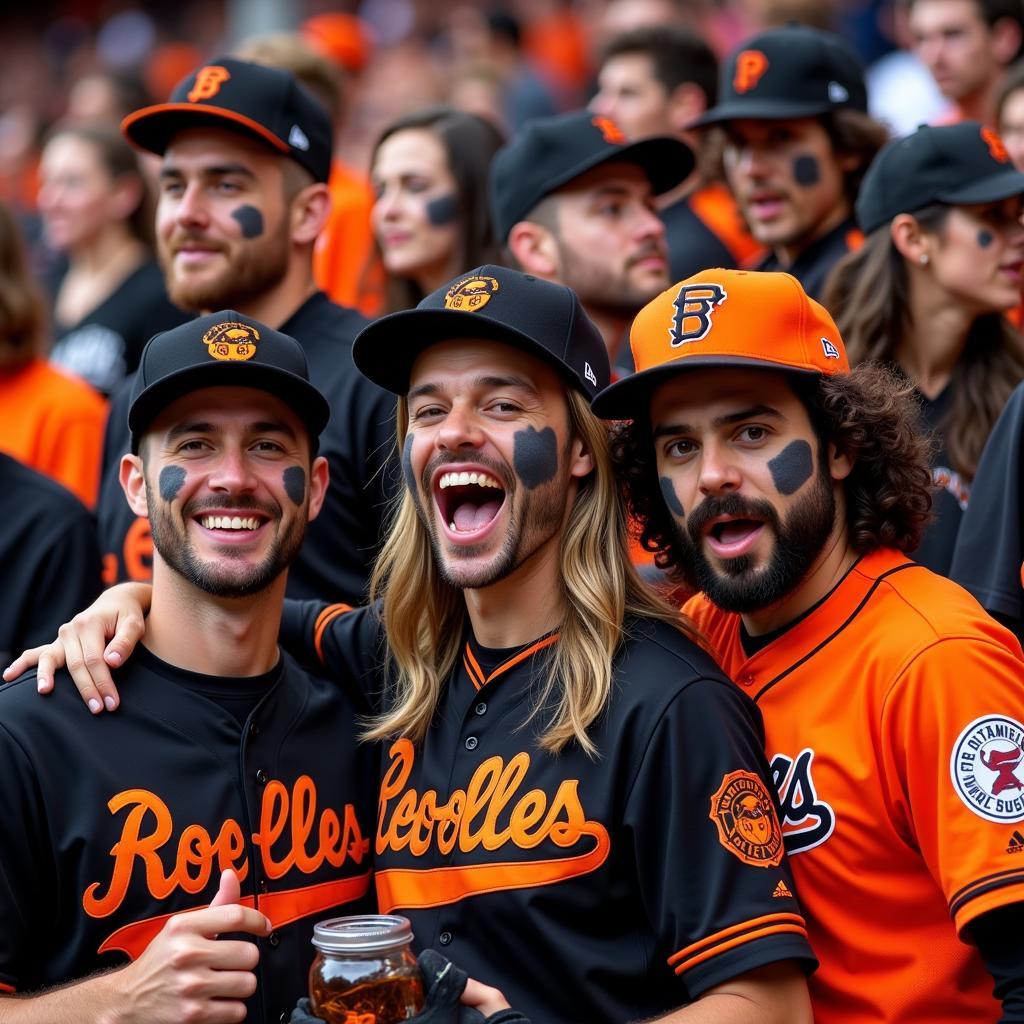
top-left (249, 720), bottom-right (261, 737)
top-left (256, 769), bottom-right (269, 784)
top-left (268, 931), bottom-right (280, 947)
top-left (740, 674), bottom-right (755, 687)
top-left (465, 736), bottom-right (478, 750)
top-left (475, 702), bottom-right (487, 716)
top-left (439, 930), bottom-right (453, 946)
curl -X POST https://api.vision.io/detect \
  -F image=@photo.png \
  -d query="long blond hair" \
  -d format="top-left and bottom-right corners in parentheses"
top-left (365, 388), bottom-right (693, 756)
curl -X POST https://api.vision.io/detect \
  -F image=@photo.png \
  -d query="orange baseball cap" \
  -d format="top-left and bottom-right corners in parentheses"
top-left (592, 268), bottom-right (849, 419)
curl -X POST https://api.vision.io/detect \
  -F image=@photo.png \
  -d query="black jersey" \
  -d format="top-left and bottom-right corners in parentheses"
top-left (951, 380), bottom-right (1024, 638)
top-left (757, 217), bottom-right (863, 303)
top-left (48, 260), bottom-right (189, 396)
top-left (96, 292), bottom-right (397, 602)
top-left (285, 601), bottom-right (816, 1023)
top-left (0, 644), bottom-right (376, 1023)
top-left (0, 452), bottom-right (101, 667)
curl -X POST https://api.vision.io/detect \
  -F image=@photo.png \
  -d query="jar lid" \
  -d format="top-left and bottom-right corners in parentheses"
top-left (312, 914), bottom-right (415, 953)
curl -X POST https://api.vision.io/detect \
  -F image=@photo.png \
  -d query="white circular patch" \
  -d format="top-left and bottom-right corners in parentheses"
top-left (950, 715), bottom-right (1024, 823)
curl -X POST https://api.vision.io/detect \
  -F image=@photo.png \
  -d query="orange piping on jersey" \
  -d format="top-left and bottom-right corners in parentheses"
top-left (954, 879), bottom-right (1024, 932)
top-left (96, 871), bottom-right (371, 960)
top-left (688, 182), bottom-right (764, 265)
top-left (668, 911), bottom-right (806, 969)
top-left (314, 603), bottom-right (353, 664)
top-left (950, 867), bottom-right (1024, 918)
top-left (671, 920), bottom-right (809, 975)
top-left (375, 822), bottom-right (610, 912)
top-left (464, 645), bottom-right (486, 690)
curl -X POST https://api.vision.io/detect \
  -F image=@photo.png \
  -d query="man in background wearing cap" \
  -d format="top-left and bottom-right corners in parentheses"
top-left (97, 57), bottom-right (395, 608)
top-left (489, 108), bottom-right (692, 366)
top-left (591, 24), bottom-right (763, 282)
top-left (911, 0), bottom-right (1024, 127)
top-left (0, 312), bottom-right (376, 1022)
top-left (600, 268), bottom-right (1024, 1022)
top-left (694, 24), bottom-right (888, 302)
top-left (42, 266), bottom-right (817, 1022)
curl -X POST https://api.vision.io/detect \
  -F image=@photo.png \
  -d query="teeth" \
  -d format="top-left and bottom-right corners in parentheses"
top-left (438, 471), bottom-right (502, 489)
top-left (200, 516), bottom-right (260, 531)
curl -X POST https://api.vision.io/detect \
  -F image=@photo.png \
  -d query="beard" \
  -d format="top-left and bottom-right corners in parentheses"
top-left (147, 484), bottom-right (306, 598)
top-left (158, 216), bottom-right (291, 313)
top-left (555, 236), bottom-right (667, 322)
top-left (673, 461), bottom-right (836, 614)
top-left (415, 454), bottom-right (566, 591)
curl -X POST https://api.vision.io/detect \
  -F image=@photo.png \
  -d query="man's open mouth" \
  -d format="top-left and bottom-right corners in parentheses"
top-left (704, 516), bottom-right (765, 557)
top-left (434, 469), bottom-right (507, 537)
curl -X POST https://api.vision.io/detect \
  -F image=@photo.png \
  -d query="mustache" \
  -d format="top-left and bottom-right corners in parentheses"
top-left (164, 232), bottom-right (227, 253)
top-left (685, 493), bottom-right (779, 543)
top-left (183, 496), bottom-right (278, 516)
top-left (626, 241), bottom-right (666, 267)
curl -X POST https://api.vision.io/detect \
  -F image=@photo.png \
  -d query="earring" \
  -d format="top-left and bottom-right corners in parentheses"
top-left (919, 253), bottom-right (929, 266)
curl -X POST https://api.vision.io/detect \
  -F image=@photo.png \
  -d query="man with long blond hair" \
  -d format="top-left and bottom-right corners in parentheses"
top-left (8, 265), bottom-right (813, 1024)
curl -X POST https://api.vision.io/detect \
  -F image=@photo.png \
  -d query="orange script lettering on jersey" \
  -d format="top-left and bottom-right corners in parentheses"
top-left (83, 776), bottom-right (368, 918)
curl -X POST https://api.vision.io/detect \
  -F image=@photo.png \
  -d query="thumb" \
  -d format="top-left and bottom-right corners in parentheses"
top-left (209, 868), bottom-right (241, 908)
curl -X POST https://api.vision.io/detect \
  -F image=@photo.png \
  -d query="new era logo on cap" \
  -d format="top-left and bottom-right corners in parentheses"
top-left (288, 124), bottom-right (310, 151)
top-left (828, 81), bottom-right (849, 103)
top-left (584, 362), bottom-right (598, 387)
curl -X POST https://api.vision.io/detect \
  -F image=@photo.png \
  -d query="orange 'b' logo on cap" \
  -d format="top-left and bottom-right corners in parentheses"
top-left (981, 127), bottom-right (1010, 163)
top-left (187, 66), bottom-right (231, 103)
top-left (670, 283), bottom-right (727, 346)
top-left (733, 50), bottom-right (769, 94)
top-left (203, 321), bottom-right (259, 361)
top-left (591, 115), bottom-right (626, 145)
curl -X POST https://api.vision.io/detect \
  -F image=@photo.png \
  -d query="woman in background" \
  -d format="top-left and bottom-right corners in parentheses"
top-left (0, 201), bottom-right (106, 506)
top-left (827, 121), bottom-right (1024, 577)
top-left (369, 106), bottom-right (504, 312)
top-left (38, 123), bottom-right (185, 396)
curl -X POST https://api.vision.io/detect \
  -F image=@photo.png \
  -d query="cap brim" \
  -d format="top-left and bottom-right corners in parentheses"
top-left (692, 98), bottom-right (840, 127)
top-left (121, 103), bottom-right (290, 157)
top-left (937, 167), bottom-right (1024, 205)
top-left (353, 308), bottom-right (581, 396)
top-left (592, 356), bottom-right (818, 420)
top-left (548, 136), bottom-right (694, 203)
top-left (129, 362), bottom-right (330, 448)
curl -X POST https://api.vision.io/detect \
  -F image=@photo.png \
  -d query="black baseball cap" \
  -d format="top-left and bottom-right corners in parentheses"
top-left (352, 265), bottom-right (611, 399)
top-left (490, 110), bottom-right (694, 241)
top-left (121, 57), bottom-right (333, 183)
top-left (128, 311), bottom-right (331, 452)
top-left (856, 121), bottom-right (1024, 233)
top-left (693, 24), bottom-right (867, 127)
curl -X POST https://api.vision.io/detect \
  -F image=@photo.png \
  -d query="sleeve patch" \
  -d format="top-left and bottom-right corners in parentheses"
top-left (709, 769), bottom-right (784, 867)
top-left (950, 716), bottom-right (1024, 823)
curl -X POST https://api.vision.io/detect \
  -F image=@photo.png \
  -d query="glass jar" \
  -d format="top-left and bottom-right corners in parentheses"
top-left (309, 914), bottom-right (425, 1024)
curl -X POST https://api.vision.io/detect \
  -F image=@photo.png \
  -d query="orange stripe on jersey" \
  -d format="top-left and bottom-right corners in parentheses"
top-left (97, 872), bottom-right (371, 960)
top-left (668, 911), bottom-right (806, 969)
top-left (464, 645), bottom-right (486, 689)
top-left (314, 603), bottom-right (353, 664)
top-left (463, 654), bottom-right (484, 691)
top-left (672, 921), bottom-right (809, 975)
top-left (950, 868), bottom-right (1024, 919)
top-left (487, 634), bottom-right (560, 684)
top-left (376, 820), bottom-right (610, 911)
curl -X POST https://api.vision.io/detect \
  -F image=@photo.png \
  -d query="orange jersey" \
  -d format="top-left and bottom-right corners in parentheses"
top-left (0, 358), bottom-right (107, 507)
top-left (684, 548), bottom-right (1024, 1023)
top-left (312, 158), bottom-right (385, 318)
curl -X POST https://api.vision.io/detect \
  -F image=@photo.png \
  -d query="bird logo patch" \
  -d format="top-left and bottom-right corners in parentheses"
top-left (203, 321), bottom-right (259, 362)
top-left (444, 275), bottom-right (499, 311)
top-left (951, 715), bottom-right (1024, 822)
top-left (709, 770), bottom-right (784, 867)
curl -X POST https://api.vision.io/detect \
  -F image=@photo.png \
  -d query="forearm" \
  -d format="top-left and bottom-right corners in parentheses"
top-left (642, 963), bottom-right (812, 1024)
top-left (0, 969), bottom-right (126, 1024)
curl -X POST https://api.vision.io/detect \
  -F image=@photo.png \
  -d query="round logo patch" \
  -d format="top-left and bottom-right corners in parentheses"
top-left (950, 715), bottom-right (1024, 822)
top-left (444, 275), bottom-right (499, 311)
top-left (203, 321), bottom-right (259, 362)
top-left (709, 769), bottom-right (784, 867)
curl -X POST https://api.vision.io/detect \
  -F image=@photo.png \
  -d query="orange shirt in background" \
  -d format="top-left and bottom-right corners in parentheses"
top-left (0, 358), bottom-right (107, 507)
top-left (313, 158), bottom-right (385, 318)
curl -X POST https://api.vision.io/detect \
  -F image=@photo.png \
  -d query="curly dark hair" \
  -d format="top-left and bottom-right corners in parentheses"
top-left (611, 363), bottom-right (935, 582)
